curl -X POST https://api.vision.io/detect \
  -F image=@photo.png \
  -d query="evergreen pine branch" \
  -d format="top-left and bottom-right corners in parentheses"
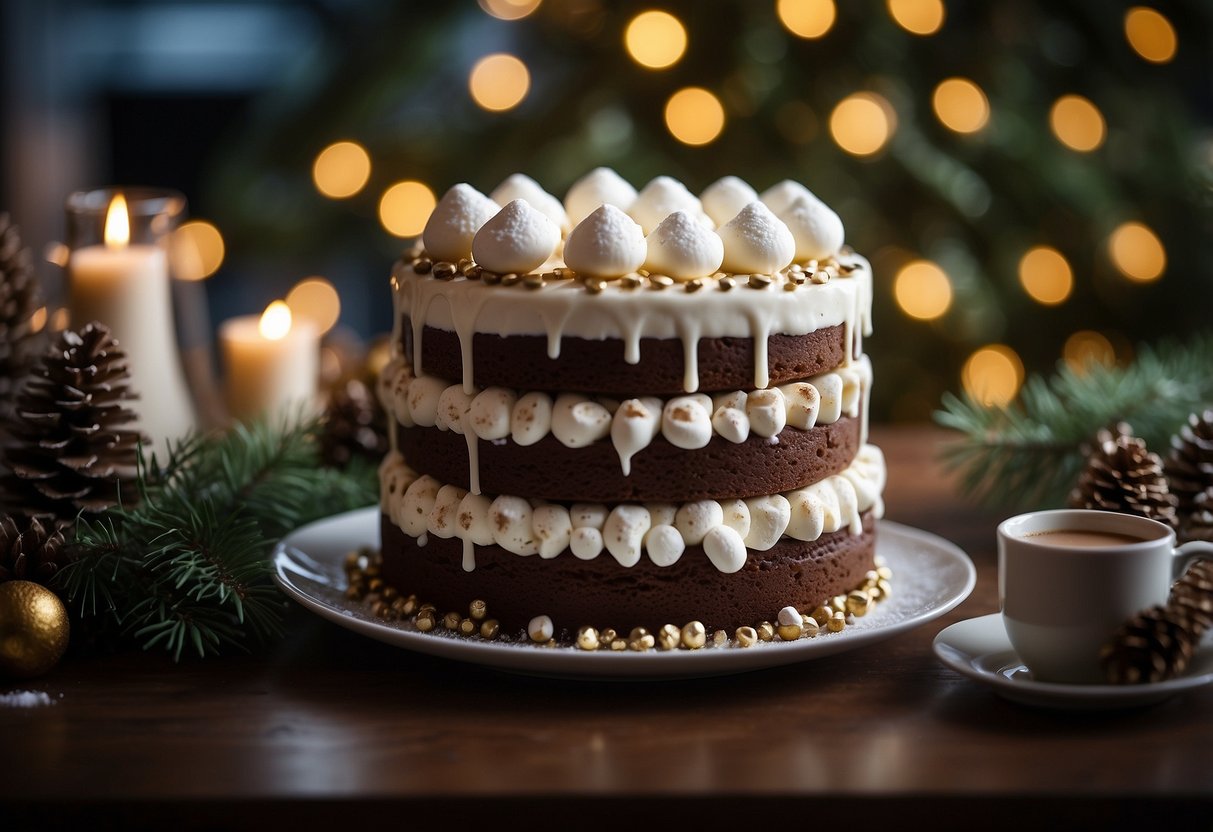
top-left (54, 416), bottom-right (378, 659)
top-left (934, 333), bottom-right (1213, 510)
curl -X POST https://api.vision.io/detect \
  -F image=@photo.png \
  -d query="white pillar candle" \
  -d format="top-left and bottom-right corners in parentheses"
top-left (68, 194), bottom-right (197, 457)
top-left (220, 301), bottom-right (319, 423)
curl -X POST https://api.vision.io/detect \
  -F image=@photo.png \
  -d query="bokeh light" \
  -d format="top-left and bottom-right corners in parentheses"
top-left (1109, 222), bottom-right (1166, 282)
top-left (286, 277), bottom-right (341, 336)
top-left (887, 0), bottom-right (945, 35)
top-left (624, 11), bottom-right (687, 69)
top-left (469, 54), bottom-right (530, 111)
top-left (50, 308), bottom-right (69, 332)
top-left (664, 87), bottom-right (726, 146)
top-left (1018, 246), bottom-right (1072, 306)
top-left (1124, 7), bottom-right (1176, 64)
top-left (1049, 95), bottom-right (1105, 152)
top-left (932, 78), bottom-right (989, 134)
top-left (171, 220), bottom-right (225, 281)
top-left (312, 141), bottom-right (371, 199)
top-left (962, 344), bottom-right (1024, 407)
top-left (829, 92), bottom-right (895, 156)
top-left (478, 0), bottom-right (542, 21)
top-left (893, 260), bottom-right (952, 320)
top-left (1064, 330), bottom-right (1116, 373)
top-left (259, 301), bottom-right (292, 341)
top-left (378, 181), bottom-right (437, 237)
top-left (29, 306), bottom-right (48, 334)
top-left (777, 0), bottom-right (836, 40)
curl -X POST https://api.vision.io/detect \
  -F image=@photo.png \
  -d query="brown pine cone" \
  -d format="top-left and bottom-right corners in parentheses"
top-left (1100, 605), bottom-right (1200, 684)
top-left (1166, 410), bottom-right (1213, 541)
top-left (1169, 558), bottom-right (1213, 636)
top-left (320, 376), bottom-right (389, 468)
top-left (1181, 491), bottom-right (1213, 543)
top-left (0, 213), bottom-right (42, 411)
top-left (0, 513), bottom-right (70, 585)
top-left (1, 322), bottom-right (144, 521)
top-left (1068, 422), bottom-right (1178, 527)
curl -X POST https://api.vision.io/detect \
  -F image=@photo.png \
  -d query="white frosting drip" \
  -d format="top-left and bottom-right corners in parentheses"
top-left (629, 176), bottom-right (711, 235)
top-left (471, 199), bottom-right (561, 275)
top-left (718, 202), bottom-right (796, 275)
top-left (422, 184), bottom-right (500, 263)
top-left (700, 176), bottom-right (759, 227)
top-left (643, 211), bottom-right (725, 280)
top-left (760, 180), bottom-right (814, 216)
top-left (383, 357), bottom-right (872, 475)
top-left (563, 205), bottom-right (648, 278)
top-left (380, 444), bottom-right (886, 572)
top-left (779, 194), bottom-right (845, 261)
top-left (564, 167), bottom-right (638, 226)
top-left (490, 173), bottom-right (569, 232)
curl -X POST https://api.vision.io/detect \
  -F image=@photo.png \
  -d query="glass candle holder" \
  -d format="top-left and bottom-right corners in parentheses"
top-left (65, 187), bottom-right (197, 456)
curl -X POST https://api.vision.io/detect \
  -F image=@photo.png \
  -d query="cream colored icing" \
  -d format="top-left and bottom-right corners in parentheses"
top-left (378, 444), bottom-right (886, 573)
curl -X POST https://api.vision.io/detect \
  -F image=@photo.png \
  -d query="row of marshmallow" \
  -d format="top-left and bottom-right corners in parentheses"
top-left (378, 444), bottom-right (885, 574)
top-left (378, 357), bottom-right (869, 474)
top-left (423, 171), bottom-right (845, 280)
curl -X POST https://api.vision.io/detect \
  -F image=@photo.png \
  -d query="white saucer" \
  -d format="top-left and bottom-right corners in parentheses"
top-left (933, 614), bottom-right (1213, 709)
top-left (273, 507), bottom-right (975, 680)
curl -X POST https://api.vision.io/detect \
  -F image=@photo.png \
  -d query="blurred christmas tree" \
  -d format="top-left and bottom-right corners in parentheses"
top-left (205, 0), bottom-right (1212, 419)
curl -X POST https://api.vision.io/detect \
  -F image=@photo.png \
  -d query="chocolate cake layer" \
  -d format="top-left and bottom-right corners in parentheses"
top-left (411, 323), bottom-right (848, 395)
top-left (397, 415), bottom-right (861, 503)
top-left (380, 512), bottom-right (876, 633)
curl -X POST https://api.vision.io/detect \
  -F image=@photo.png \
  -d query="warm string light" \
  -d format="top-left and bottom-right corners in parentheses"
top-left (893, 260), bottom-right (952, 320)
top-left (1109, 222), bottom-right (1166, 282)
top-left (1018, 246), bottom-right (1072, 306)
top-left (624, 10), bottom-right (687, 69)
top-left (1064, 330), bottom-right (1116, 373)
top-left (777, 0), bottom-right (836, 39)
top-left (1124, 7), bottom-right (1177, 64)
top-left (469, 54), bottom-right (530, 111)
top-left (1050, 95), bottom-right (1105, 152)
top-left (664, 87), bottom-right (726, 146)
top-left (313, 141), bottom-right (372, 199)
top-left (829, 93), bottom-right (895, 156)
top-left (379, 181), bottom-right (436, 238)
top-left (286, 277), bottom-right (341, 336)
top-left (962, 344), bottom-right (1023, 407)
top-left (932, 78), bottom-right (989, 134)
top-left (171, 220), bottom-right (225, 281)
top-left (478, 0), bottom-right (542, 21)
top-left (887, 0), bottom-right (945, 35)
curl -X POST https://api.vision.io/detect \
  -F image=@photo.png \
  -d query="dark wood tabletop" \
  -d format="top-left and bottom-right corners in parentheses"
top-left (3, 425), bottom-right (1210, 830)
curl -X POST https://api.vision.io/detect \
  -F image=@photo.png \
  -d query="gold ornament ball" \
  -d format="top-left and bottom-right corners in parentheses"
top-left (0, 580), bottom-right (70, 678)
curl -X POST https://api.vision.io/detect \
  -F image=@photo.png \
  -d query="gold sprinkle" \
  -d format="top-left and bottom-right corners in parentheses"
top-left (736, 626), bottom-right (758, 647)
top-left (636, 268), bottom-right (650, 277)
top-left (523, 273), bottom-right (545, 290)
top-left (481, 271), bottom-right (502, 285)
top-left (827, 611), bottom-right (846, 632)
top-left (443, 611), bottom-right (461, 630)
top-left (433, 261), bottom-right (457, 280)
top-left (577, 626), bottom-right (600, 651)
top-left (401, 595), bottom-right (418, 616)
top-left (717, 276), bottom-right (736, 291)
top-left (810, 270), bottom-right (830, 285)
top-left (415, 612), bottom-right (436, 632)
top-left (413, 257), bottom-right (433, 275)
top-left (585, 278), bottom-right (605, 295)
top-left (343, 551), bottom-right (361, 570)
top-left (757, 621), bottom-right (775, 642)
top-left (373, 601), bottom-right (392, 619)
top-left (782, 280), bottom-right (798, 292)
top-left (747, 274), bottom-right (772, 289)
top-left (620, 274), bottom-right (643, 290)
top-left (391, 596), bottom-right (409, 615)
top-left (459, 617), bottom-right (477, 635)
top-left (681, 621), bottom-right (707, 649)
top-left (600, 628), bottom-right (618, 643)
top-left (812, 605), bottom-right (831, 624)
top-left (500, 272), bottom-right (522, 287)
top-left (657, 624), bottom-right (681, 651)
top-left (368, 578), bottom-right (384, 592)
top-left (629, 627), bottom-right (650, 642)
top-left (381, 586), bottom-right (398, 603)
top-left (831, 595), bottom-right (848, 613)
top-left (877, 578), bottom-right (892, 600)
top-left (344, 585), bottom-right (364, 601)
top-left (877, 565), bottom-right (893, 581)
top-left (789, 272), bottom-right (807, 285)
top-left (846, 590), bottom-right (871, 617)
top-left (629, 635), bottom-right (655, 651)
top-left (540, 271), bottom-right (561, 281)
top-left (464, 263), bottom-right (483, 280)
top-left (419, 602), bottom-right (437, 614)
top-left (648, 275), bottom-right (674, 289)
top-left (610, 638), bottom-right (627, 651)
top-left (838, 261), bottom-right (857, 274)
top-left (777, 623), bottom-right (802, 641)
top-left (363, 593), bottom-right (380, 608)
top-left (802, 616), bottom-right (821, 638)
top-left (556, 267), bottom-right (577, 281)
top-left (684, 278), bottom-right (705, 293)
top-left (469, 599), bottom-right (487, 621)
top-left (712, 629), bottom-right (728, 647)
top-left (480, 619), bottom-right (500, 639)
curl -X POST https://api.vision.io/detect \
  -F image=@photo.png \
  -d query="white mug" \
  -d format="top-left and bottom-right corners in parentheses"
top-left (998, 509), bottom-right (1212, 684)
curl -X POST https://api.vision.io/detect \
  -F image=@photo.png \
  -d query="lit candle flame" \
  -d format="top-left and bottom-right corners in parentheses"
top-left (104, 193), bottom-right (131, 248)
top-left (259, 301), bottom-right (292, 341)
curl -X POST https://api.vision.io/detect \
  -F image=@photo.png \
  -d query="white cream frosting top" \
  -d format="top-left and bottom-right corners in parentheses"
top-left (780, 194), bottom-right (845, 261)
top-left (490, 173), bottom-right (570, 233)
top-left (563, 204), bottom-right (648, 278)
top-left (564, 167), bottom-right (638, 226)
top-left (471, 199), bottom-right (561, 275)
top-left (717, 202), bottom-right (796, 275)
top-left (643, 211), bottom-right (725, 280)
top-left (700, 176), bottom-right (759, 227)
top-left (760, 179), bottom-right (814, 216)
top-left (422, 184), bottom-right (500, 263)
top-left (629, 176), bottom-right (711, 234)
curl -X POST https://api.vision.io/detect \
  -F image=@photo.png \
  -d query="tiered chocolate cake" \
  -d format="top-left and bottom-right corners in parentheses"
top-left (376, 169), bottom-right (885, 639)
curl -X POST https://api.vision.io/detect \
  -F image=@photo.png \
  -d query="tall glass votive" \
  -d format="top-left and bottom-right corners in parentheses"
top-left (66, 188), bottom-right (197, 457)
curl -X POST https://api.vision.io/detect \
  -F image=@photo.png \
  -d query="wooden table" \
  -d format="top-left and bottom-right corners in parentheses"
top-left (3, 426), bottom-right (1210, 829)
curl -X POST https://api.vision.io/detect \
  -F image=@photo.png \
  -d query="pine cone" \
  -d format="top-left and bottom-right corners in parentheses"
top-left (319, 376), bottom-right (389, 467)
top-left (1, 323), bottom-right (144, 521)
top-left (1169, 558), bottom-right (1213, 635)
top-left (1181, 491), bottom-right (1213, 543)
top-left (0, 213), bottom-right (42, 411)
top-left (1166, 410), bottom-right (1213, 541)
top-left (1100, 605), bottom-right (1200, 684)
top-left (1068, 423), bottom-right (1178, 527)
top-left (0, 513), bottom-right (70, 585)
